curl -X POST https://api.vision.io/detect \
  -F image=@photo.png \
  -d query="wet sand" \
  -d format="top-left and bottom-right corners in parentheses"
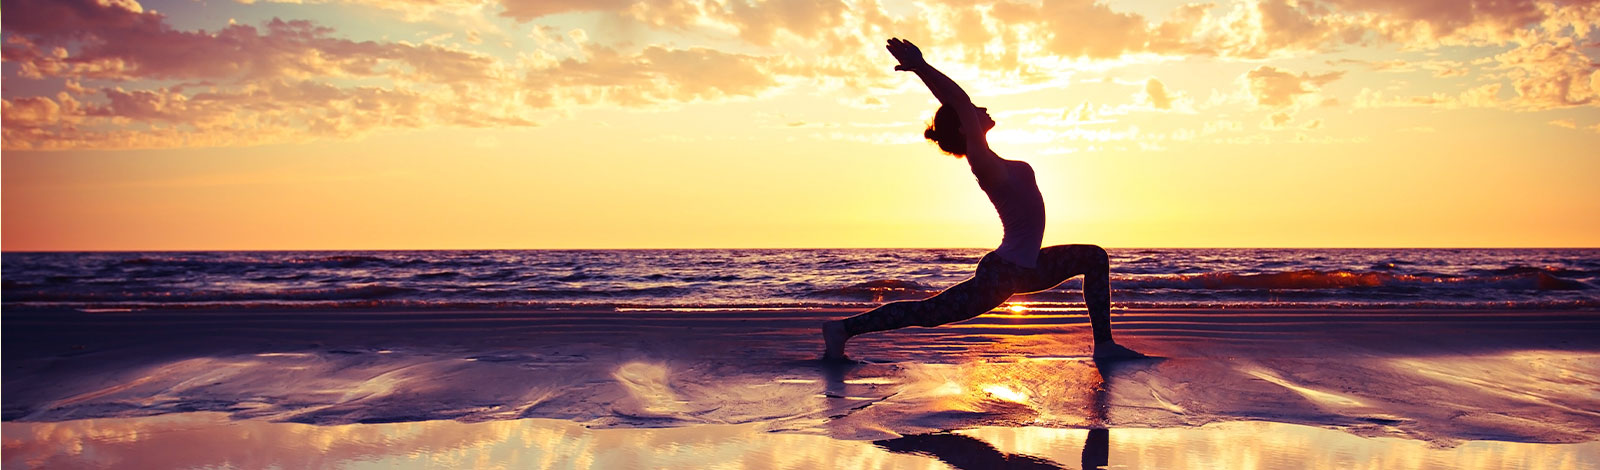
top-left (5, 413), bottom-right (1596, 469)
top-left (4, 307), bottom-right (1599, 468)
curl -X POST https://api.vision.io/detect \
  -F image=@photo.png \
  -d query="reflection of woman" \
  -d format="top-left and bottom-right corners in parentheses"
top-left (822, 38), bottom-right (1142, 361)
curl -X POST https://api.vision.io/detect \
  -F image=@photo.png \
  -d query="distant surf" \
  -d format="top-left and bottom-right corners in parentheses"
top-left (3, 248), bottom-right (1596, 311)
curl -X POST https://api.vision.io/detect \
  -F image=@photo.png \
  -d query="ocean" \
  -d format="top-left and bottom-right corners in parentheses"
top-left (4, 248), bottom-right (1596, 311)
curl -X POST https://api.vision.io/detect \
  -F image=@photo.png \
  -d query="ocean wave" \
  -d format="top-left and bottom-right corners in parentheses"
top-left (284, 255), bottom-right (394, 266)
top-left (524, 286), bottom-right (693, 299)
top-left (556, 272), bottom-right (594, 282)
top-left (115, 256), bottom-right (194, 266)
top-left (4, 298), bottom-right (1595, 313)
top-left (673, 274), bottom-right (745, 282)
top-left (1473, 265), bottom-right (1594, 277)
top-left (467, 269), bottom-right (525, 281)
top-left (1120, 270), bottom-right (1589, 291)
top-left (4, 285), bottom-right (418, 303)
top-left (807, 279), bottom-right (938, 302)
top-left (6, 249), bottom-right (1597, 312)
top-left (930, 254), bottom-right (982, 264)
top-left (246, 273), bottom-right (311, 282)
top-left (411, 271), bottom-right (463, 279)
top-left (112, 254), bottom-right (433, 273)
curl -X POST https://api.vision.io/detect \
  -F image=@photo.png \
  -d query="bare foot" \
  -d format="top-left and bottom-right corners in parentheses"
top-left (1092, 341), bottom-right (1146, 362)
top-left (822, 320), bottom-right (849, 360)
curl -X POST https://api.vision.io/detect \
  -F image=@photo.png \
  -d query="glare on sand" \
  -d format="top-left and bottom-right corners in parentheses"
top-left (5, 412), bottom-right (1595, 470)
top-left (981, 384), bottom-right (1030, 404)
top-left (1245, 368), bottom-right (1367, 408)
top-left (612, 362), bottom-right (690, 416)
top-left (1388, 351), bottom-right (1600, 419)
top-left (959, 422), bottom-right (1600, 470)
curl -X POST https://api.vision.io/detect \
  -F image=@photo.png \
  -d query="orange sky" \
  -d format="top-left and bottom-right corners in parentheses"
top-left (3, 0), bottom-right (1598, 250)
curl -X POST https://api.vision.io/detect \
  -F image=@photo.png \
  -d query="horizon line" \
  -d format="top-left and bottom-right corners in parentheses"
top-left (4, 246), bottom-right (1598, 254)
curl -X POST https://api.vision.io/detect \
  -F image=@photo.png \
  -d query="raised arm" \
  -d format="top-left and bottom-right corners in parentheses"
top-left (885, 38), bottom-right (1003, 179)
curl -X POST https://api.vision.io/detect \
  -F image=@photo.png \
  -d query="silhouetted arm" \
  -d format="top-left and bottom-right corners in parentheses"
top-left (885, 38), bottom-right (1005, 182)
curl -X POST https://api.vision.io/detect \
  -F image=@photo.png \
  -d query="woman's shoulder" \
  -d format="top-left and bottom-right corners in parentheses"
top-left (999, 157), bottom-right (1034, 175)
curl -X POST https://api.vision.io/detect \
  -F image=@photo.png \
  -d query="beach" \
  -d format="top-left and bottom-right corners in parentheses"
top-left (6, 0), bottom-right (1598, 463)
top-left (5, 305), bottom-right (1598, 469)
top-left (4, 249), bottom-right (1597, 468)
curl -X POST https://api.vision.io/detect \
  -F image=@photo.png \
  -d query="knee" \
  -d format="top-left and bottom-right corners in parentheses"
top-left (1071, 244), bottom-right (1108, 266)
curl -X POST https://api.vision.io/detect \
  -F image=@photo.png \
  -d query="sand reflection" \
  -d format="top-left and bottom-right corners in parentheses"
top-left (868, 356), bottom-right (1121, 469)
top-left (1, 413), bottom-right (944, 470)
top-left (613, 362), bottom-right (691, 418)
top-left (8, 412), bottom-right (1593, 470)
top-left (957, 422), bottom-right (1600, 470)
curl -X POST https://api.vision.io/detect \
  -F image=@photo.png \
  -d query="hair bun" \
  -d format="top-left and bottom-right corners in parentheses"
top-left (923, 128), bottom-right (939, 141)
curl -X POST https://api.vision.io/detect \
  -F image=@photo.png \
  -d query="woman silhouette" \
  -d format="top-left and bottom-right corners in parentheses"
top-left (822, 38), bottom-right (1143, 361)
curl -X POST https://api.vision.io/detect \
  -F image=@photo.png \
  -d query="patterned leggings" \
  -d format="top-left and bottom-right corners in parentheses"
top-left (839, 244), bottom-right (1114, 343)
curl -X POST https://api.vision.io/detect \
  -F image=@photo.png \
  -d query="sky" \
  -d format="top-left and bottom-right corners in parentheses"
top-left (2, 0), bottom-right (1598, 250)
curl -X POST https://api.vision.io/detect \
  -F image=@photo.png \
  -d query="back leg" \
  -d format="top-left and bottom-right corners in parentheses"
top-left (839, 271), bottom-right (1015, 337)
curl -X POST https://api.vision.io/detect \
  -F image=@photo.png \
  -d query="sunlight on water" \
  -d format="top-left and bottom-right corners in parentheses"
top-left (1245, 368), bottom-right (1367, 408)
top-left (843, 377), bottom-right (899, 385)
top-left (4, 413), bottom-right (1595, 470)
top-left (612, 362), bottom-right (689, 417)
top-left (1387, 350), bottom-right (1600, 420)
top-left (981, 385), bottom-right (1030, 404)
top-left (960, 422), bottom-right (1600, 470)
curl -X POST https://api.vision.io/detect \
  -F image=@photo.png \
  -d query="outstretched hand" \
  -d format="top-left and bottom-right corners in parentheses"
top-left (886, 38), bottom-right (926, 72)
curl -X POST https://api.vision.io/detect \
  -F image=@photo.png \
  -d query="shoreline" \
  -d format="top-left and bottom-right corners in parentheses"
top-left (7, 307), bottom-right (1596, 362)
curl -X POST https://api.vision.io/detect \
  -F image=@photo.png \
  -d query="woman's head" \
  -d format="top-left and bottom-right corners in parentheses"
top-left (923, 105), bottom-right (995, 156)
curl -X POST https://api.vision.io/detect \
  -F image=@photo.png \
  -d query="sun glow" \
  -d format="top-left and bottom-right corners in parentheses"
top-left (982, 385), bottom-right (1030, 404)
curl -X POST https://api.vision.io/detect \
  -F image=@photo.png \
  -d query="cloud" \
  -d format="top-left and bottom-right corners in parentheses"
top-left (1548, 119), bottom-right (1578, 128)
top-left (498, 0), bottom-right (631, 22)
top-left (7, 0), bottom-right (1597, 151)
top-left (1140, 0), bottom-right (1599, 61)
top-left (240, 0), bottom-right (494, 22)
top-left (1352, 82), bottom-right (1505, 109)
top-left (727, 0), bottom-right (849, 45)
top-left (0, 0), bottom-right (541, 150)
top-left (1492, 37), bottom-right (1598, 109)
top-left (1, 96), bottom-right (66, 128)
top-left (1224, 0), bottom-right (1563, 55)
top-left (1318, 0), bottom-right (1547, 43)
top-left (0, 0), bottom-right (500, 85)
top-left (0, 0), bottom-right (815, 150)
top-left (990, 0), bottom-right (1152, 59)
top-left (522, 44), bottom-right (779, 107)
top-left (1246, 66), bottom-right (1344, 107)
top-left (497, 0), bottom-right (852, 47)
top-left (1145, 78), bottom-right (1174, 109)
top-left (1268, 111), bottom-right (1292, 127)
top-left (1325, 58), bottom-right (1468, 76)
top-left (1243, 0), bottom-right (1380, 56)
top-left (2, 79), bottom-right (538, 150)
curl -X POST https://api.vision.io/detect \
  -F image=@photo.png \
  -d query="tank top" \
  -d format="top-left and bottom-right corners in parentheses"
top-left (975, 159), bottom-right (1046, 268)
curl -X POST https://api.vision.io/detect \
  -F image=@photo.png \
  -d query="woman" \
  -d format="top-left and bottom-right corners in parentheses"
top-left (822, 38), bottom-right (1143, 361)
